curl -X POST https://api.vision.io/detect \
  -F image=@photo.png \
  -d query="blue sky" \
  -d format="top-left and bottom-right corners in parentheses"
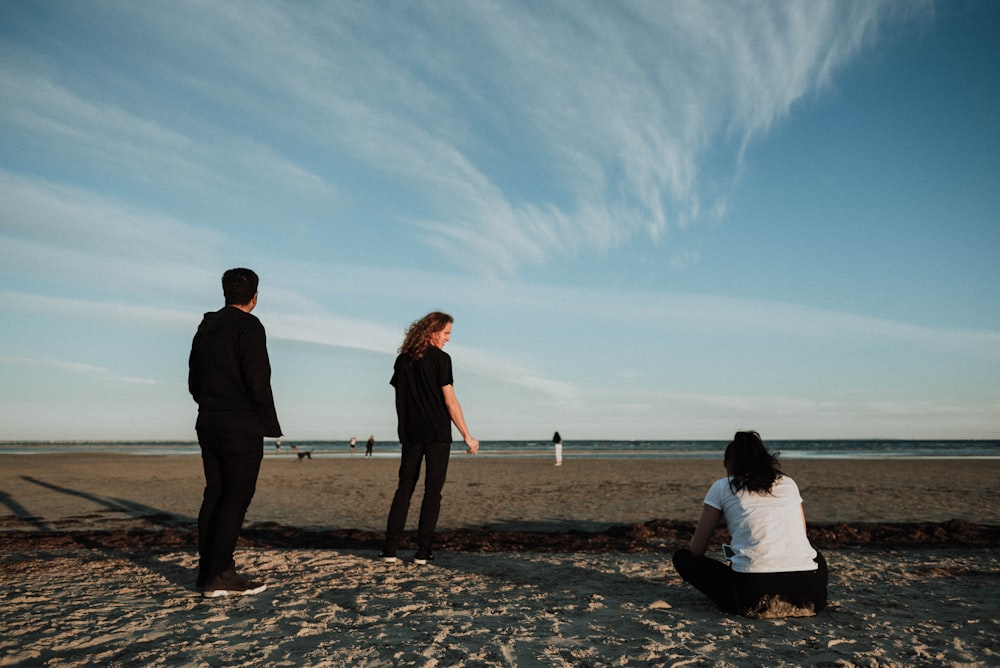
top-left (1, 1), bottom-right (998, 442)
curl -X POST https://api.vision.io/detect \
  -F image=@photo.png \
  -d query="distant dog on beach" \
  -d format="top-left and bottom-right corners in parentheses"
top-left (297, 451), bottom-right (312, 461)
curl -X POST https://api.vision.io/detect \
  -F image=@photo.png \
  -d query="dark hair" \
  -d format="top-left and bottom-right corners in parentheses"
top-left (724, 430), bottom-right (782, 495)
top-left (399, 311), bottom-right (453, 360)
top-left (222, 268), bottom-right (259, 305)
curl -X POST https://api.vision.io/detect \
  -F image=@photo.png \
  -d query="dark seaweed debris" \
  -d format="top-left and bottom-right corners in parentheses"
top-left (1, 519), bottom-right (997, 553)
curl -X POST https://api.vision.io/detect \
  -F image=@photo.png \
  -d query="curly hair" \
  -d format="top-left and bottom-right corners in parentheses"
top-left (725, 430), bottom-right (782, 495)
top-left (398, 311), bottom-right (454, 360)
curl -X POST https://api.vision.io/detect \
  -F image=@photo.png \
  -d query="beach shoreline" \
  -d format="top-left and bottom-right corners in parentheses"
top-left (3, 454), bottom-right (999, 667)
top-left (2, 454), bottom-right (999, 532)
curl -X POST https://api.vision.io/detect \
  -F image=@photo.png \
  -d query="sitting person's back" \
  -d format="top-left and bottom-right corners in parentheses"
top-left (672, 431), bottom-right (827, 618)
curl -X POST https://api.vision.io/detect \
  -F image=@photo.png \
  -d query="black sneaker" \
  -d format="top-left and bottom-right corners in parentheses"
top-left (377, 552), bottom-right (397, 563)
top-left (413, 554), bottom-right (434, 565)
top-left (202, 569), bottom-right (267, 598)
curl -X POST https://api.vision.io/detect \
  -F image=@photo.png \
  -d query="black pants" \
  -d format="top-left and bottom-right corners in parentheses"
top-left (384, 441), bottom-right (451, 557)
top-left (197, 428), bottom-right (263, 578)
top-left (672, 548), bottom-right (828, 617)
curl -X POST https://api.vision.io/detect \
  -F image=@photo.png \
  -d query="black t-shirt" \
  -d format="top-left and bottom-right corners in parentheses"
top-left (390, 346), bottom-right (454, 443)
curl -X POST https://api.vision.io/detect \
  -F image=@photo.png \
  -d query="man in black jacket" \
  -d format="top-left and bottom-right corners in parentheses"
top-left (189, 268), bottom-right (282, 597)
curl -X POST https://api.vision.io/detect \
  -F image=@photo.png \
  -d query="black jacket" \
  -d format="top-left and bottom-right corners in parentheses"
top-left (188, 306), bottom-right (282, 437)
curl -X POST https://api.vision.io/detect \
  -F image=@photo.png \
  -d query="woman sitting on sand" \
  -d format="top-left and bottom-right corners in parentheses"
top-left (672, 431), bottom-right (827, 618)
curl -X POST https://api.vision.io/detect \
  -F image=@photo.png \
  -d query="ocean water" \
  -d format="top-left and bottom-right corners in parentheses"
top-left (1, 439), bottom-right (997, 459)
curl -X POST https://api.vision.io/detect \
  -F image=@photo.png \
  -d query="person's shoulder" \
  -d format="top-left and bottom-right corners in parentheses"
top-left (417, 346), bottom-right (448, 364)
top-left (429, 346), bottom-right (451, 361)
top-left (707, 476), bottom-right (732, 494)
top-left (230, 307), bottom-right (263, 325)
top-left (242, 312), bottom-right (265, 330)
top-left (775, 474), bottom-right (799, 490)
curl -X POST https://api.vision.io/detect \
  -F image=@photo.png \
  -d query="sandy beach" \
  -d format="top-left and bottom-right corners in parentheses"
top-left (2, 453), bottom-right (998, 666)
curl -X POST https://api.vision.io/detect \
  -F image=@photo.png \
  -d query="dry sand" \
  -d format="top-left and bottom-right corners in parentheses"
top-left (2, 453), bottom-right (998, 667)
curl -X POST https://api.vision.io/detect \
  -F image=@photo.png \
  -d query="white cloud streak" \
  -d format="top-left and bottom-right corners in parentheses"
top-left (0, 0), bottom-right (934, 275)
top-left (0, 171), bottom-right (223, 260)
top-left (0, 356), bottom-right (157, 385)
top-left (0, 287), bottom-right (583, 400)
top-left (0, 65), bottom-right (332, 207)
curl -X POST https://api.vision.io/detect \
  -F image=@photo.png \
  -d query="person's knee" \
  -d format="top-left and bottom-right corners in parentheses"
top-left (394, 478), bottom-right (418, 496)
top-left (672, 548), bottom-right (693, 573)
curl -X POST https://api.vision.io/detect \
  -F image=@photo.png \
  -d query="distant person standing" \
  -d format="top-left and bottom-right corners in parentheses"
top-left (349, 436), bottom-right (357, 456)
top-left (188, 268), bottom-right (281, 597)
top-left (552, 431), bottom-right (563, 466)
top-left (365, 435), bottom-right (375, 457)
top-left (380, 311), bottom-right (479, 564)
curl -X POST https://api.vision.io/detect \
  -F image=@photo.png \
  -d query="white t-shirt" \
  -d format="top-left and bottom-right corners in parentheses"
top-left (704, 475), bottom-right (818, 574)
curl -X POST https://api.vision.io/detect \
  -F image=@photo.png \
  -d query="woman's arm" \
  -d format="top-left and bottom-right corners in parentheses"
top-left (442, 384), bottom-right (479, 454)
top-left (689, 504), bottom-right (723, 557)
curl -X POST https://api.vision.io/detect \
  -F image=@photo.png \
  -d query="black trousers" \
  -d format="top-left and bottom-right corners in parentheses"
top-left (673, 548), bottom-right (828, 617)
top-left (384, 441), bottom-right (451, 557)
top-left (197, 428), bottom-right (263, 578)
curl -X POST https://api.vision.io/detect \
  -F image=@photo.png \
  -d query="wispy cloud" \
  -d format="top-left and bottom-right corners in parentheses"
top-left (0, 292), bottom-right (195, 334)
top-left (562, 386), bottom-right (1000, 440)
top-left (0, 172), bottom-right (223, 260)
top-left (0, 287), bottom-right (582, 400)
top-left (0, 172), bottom-right (224, 302)
top-left (345, 1), bottom-right (934, 271)
top-left (0, 65), bottom-right (331, 204)
top-left (0, 1), bottom-right (933, 276)
top-left (0, 356), bottom-right (157, 385)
